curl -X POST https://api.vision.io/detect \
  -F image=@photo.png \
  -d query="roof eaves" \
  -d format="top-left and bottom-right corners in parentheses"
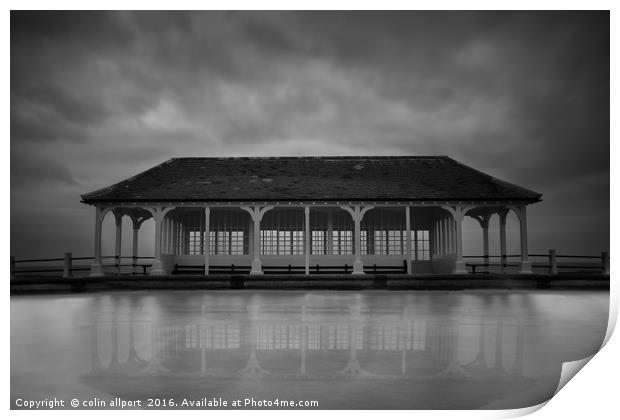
top-left (445, 157), bottom-right (543, 201)
top-left (80, 158), bottom-right (176, 203)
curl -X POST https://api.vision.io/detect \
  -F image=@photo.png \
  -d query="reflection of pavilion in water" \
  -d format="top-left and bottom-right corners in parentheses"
top-left (87, 298), bottom-right (527, 382)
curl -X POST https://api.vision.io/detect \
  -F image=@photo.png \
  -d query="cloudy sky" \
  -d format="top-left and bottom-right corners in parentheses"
top-left (10, 11), bottom-right (609, 259)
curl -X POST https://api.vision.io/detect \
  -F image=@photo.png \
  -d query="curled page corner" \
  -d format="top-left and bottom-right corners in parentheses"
top-left (553, 355), bottom-right (595, 397)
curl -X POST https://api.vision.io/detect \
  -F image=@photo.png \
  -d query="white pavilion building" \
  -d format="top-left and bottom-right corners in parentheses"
top-left (81, 156), bottom-right (541, 276)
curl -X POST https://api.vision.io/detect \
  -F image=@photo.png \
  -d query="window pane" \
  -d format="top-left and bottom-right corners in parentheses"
top-left (374, 230), bottom-right (386, 255)
top-left (388, 230), bottom-right (402, 255)
top-left (312, 230), bottom-right (325, 255)
top-left (415, 230), bottom-right (430, 261)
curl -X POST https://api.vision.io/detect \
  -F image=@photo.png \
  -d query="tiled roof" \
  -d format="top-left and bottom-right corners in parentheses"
top-left (81, 156), bottom-right (542, 203)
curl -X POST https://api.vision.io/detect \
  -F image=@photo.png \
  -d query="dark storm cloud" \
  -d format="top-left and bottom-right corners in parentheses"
top-left (10, 11), bottom-right (609, 258)
top-left (11, 150), bottom-right (78, 187)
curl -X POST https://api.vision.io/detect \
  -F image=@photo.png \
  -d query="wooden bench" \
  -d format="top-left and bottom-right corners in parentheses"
top-left (172, 264), bottom-right (251, 275)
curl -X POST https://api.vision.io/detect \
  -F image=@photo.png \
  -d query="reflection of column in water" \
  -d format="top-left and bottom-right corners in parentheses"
top-left (236, 304), bottom-right (267, 377)
top-left (300, 305), bottom-right (306, 375)
top-left (89, 311), bottom-right (103, 374)
top-left (109, 306), bottom-right (120, 369)
top-left (467, 322), bottom-right (488, 369)
top-left (339, 305), bottom-right (360, 375)
top-left (493, 320), bottom-right (505, 375)
top-left (401, 307), bottom-right (410, 375)
top-left (200, 305), bottom-right (206, 375)
top-left (436, 322), bottom-right (468, 377)
top-left (143, 323), bottom-right (169, 373)
top-left (339, 324), bottom-right (360, 374)
top-left (510, 323), bottom-right (524, 377)
top-left (127, 306), bottom-right (143, 364)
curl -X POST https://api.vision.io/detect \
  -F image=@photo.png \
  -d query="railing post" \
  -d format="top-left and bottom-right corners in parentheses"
top-left (549, 249), bottom-right (557, 275)
top-left (602, 251), bottom-right (610, 275)
top-left (10, 256), bottom-right (15, 280)
top-left (63, 252), bottom-right (72, 278)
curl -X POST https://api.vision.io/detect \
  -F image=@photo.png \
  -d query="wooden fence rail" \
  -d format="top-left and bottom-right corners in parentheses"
top-left (11, 249), bottom-right (609, 278)
top-left (463, 249), bottom-right (609, 275)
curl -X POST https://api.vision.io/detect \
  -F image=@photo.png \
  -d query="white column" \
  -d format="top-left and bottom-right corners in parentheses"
top-left (305, 206), bottom-right (310, 275)
top-left (166, 218), bottom-right (173, 253)
top-left (114, 211), bottom-right (123, 275)
top-left (204, 207), bottom-right (210, 275)
top-left (405, 206), bottom-right (412, 274)
top-left (441, 219), bottom-right (447, 255)
top-left (327, 210), bottom-right (334, 254)
top-left (340, 205), bottom-right (372, 275)
top-left (452, 219), bottom-right (457, 254)
top-left (353, 207), bottom-right (363, 274)
top-left (162, 218), bottom-right (168, 254)
top-left (132, 225), bottom-right (139, 261)
top-left (447, 218), bottom-right (452, 254)
top-left (90, 207), bottom-right (104, 277)
top-left (482, 219), bottom-right (490, 267)
top-left (242, 206), bottom-right (273, 275)
top-left (518, 205), bottom-right (532, 274)
top-left (150, 207), bottom-right (173, 276)
top-left (433, 220), bottom-right (438, 255)
top-left (252, 211), bottom-right (262, 275)
top-left (442, 206), bottom-right (467, 274)
top-left (454, 209), bottom-right (466, 274)
top-left (130, 216), bottom-right (142, 275)
top-left (248, 219), bottom-right (255, 257)
top-left (499, 209), bottom-right (507, 273)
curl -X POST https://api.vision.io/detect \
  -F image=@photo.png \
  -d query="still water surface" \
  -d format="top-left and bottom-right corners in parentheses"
top-left (11, 290), bottom-right (608, 409)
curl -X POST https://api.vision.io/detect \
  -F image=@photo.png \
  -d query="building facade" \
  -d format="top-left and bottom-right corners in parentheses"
top-left (81, 156), bottom-right (541, 276)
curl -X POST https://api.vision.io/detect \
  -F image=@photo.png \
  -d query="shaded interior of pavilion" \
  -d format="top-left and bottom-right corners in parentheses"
top-left (92, 204), bottom-right (533, 276)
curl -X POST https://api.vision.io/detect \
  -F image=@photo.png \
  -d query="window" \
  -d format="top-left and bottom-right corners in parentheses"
top-left (209, 210), bottom-right (249, 255)
top-left (188, 231), bottom-right (202, 255)
top-left (312, 230), bottom-right (325, 255)
top-left (217, 231), bottom-right (230, 255)
top-left (416, 230), bottom-right (430, 261)
top-left (278, 231), bottom-right (291, 255)
top-left (374, 230), bottom-right (386, 255)
top-left (261, 230), bottom-right (278, 255)
top-left (332, 230), bottom-right (352, 255)
top-left (388, 230), bottom-right (402, 255)
top-left (208, 231), bottom-right (216, 255)
top-left (230, 231), bottom-right (244, 255)
top-left (361, 230), bottom-right (368, 255)
top-left (292, 231), bottom-right (304, 255)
